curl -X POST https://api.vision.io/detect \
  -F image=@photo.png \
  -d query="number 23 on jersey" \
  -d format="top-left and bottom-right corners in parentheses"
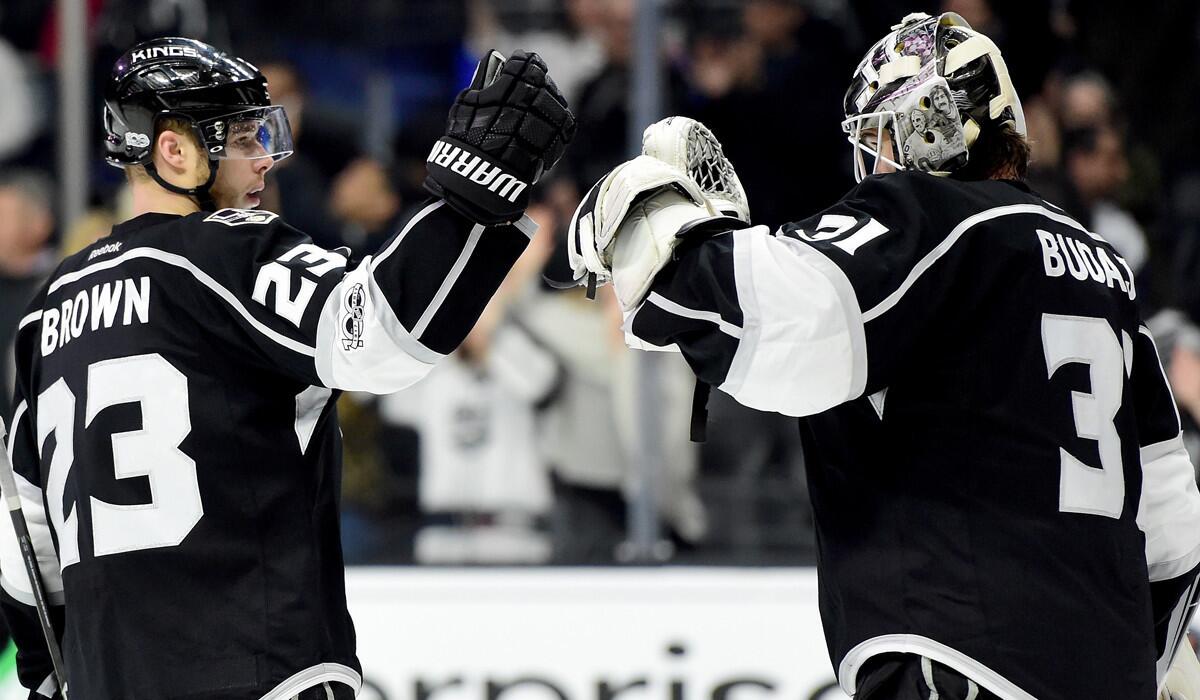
top-left (37, 353), bottom-right (201, 570)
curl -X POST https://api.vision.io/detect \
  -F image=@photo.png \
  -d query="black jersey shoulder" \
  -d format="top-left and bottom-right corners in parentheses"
top-left (73, 209), bottom-right (302, 258)
top-left (55, 209), bottom-right (317, 292)
top-left (840, 171), bottom-right (1048, 229)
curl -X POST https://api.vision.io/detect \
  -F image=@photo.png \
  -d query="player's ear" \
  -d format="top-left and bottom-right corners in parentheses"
top-left (155, 129), bottom-right (190, 173)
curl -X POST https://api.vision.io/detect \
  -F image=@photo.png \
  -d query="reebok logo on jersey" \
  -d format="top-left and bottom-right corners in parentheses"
top-left (42, 277), bottom-right (151, 357)
top-left (130, 46), bottom-right (200, 62)
top-left (1035, 230), bottom-right (1136, 301)
top-left (427, 139), bottom-right (529, 203)
top-left (87, 241), bottom-right (123, 261)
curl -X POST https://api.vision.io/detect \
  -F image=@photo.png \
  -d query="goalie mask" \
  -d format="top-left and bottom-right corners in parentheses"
top-left (842, 12), bottom-right (1026, 181)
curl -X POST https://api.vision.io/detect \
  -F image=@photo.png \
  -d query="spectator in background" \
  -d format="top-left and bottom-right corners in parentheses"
top-left (0, 170), bottom-right (55, 402)
top-left (667, 1), bottom-right (850, 561)
top-left (1024, 71), bottom-right (1147, 278)
top-left (515, 280), bottom-right (706, 563)
top-left (610, 317), bottom-right (709, 555)
top-left (0, 38), bottom-right (38, 163)
top-left (364, 202), bottom-right (566, 564)
top-left (1059, 70), bottom-right (1117, 130)
top-left (1058, 124), bottom-right (1148, 277)
top-left (686, 0), bottom-right (854, 229)
top-left (517, 286), bottom-right (628, 563)
top-left (692, 390), bottom-right (814, 564)
top-left (399, 310), bottom-right (560, 565)
top-left (257, 60), bottom-right (343, 248)
top-left (1168, 323), bottom-right (1200, 469)
top-left (468, 0), bottom-right (606, 107)
top-left (375, 206), bottom-right (562, 564)
top-left (328, 157), bottom-right (404, 256)
top-left (563, 0), bottom-right (688, 193)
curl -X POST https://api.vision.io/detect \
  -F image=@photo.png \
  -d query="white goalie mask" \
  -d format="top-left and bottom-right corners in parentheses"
top-left (842, 12), bottom-right (1027, 181)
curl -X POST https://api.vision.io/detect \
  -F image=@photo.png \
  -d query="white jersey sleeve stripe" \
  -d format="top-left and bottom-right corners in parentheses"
top-left (257, 662), bottom-right (362, 700)
top-left (646, 292), bottom-right (743, 339)
top-left (839, 634), bottom-right (1036, 700)
top-left (370, 199), bottom-right (445, 269)
top-left (34, 673), bottom-right (57, 698)
top-left (864, 204), bottom-right (1100, 323)
top-left (513, 213), bottom-right (539, 240)
top-left (411, 223), bottom-right (485, 340)
top-left (18, 311), bottom-right (42, 331)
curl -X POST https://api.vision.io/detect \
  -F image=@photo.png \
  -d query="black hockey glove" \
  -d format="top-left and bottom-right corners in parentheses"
top-left (425, 50), bottom-right (576, 225)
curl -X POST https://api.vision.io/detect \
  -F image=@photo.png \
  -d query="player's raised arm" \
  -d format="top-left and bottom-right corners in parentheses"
top-left (565, 117), bottom-right (958, 417)
top-left (120, 49), bottom-right (575, 395)
top-left (321, 49), bottom-right (574, 392)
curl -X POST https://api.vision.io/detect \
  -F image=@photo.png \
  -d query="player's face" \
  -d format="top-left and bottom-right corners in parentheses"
top-left (209, 153), bottom-right (275, 210)
top-left (933, 88), bottom-right (951, 114)
top-left (862, 127), bottom-right (899, 175)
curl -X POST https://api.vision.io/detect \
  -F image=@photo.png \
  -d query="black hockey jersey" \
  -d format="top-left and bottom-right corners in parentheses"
top-left (0, 203), bottom-right (532, 699)
top-left (627, 172), bottom-right (1200, 700)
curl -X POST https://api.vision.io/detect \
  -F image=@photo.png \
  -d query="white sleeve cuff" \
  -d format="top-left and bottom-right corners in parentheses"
top-left (719, 227), bottom-right (867, 417)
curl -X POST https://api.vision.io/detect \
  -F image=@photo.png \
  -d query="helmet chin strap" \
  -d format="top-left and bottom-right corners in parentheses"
top-left (145, 158), bottom-right (221, 212)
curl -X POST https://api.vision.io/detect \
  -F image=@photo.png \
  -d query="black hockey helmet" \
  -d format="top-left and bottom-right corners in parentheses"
top-left (103, 37), bottom-right (293, 202)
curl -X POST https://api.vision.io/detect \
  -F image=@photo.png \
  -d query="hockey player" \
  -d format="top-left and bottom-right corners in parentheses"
top-left (0, 37), bottom-right (574, 699)
top-left (568, 12), bottom-right (1200, 700)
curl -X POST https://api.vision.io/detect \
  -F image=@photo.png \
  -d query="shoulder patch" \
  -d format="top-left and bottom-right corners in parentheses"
top-left (205, 209), bottom-right (280, 227)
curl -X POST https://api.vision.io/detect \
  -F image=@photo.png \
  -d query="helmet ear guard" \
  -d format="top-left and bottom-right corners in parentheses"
top-left (941, 33), bottom-right (1026, 137)
top-left (128, 114), bottom-right (221, 210)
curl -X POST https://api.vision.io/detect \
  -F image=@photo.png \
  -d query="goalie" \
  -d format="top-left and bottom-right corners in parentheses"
top-left (566, 12), bottom-right (1200, 700)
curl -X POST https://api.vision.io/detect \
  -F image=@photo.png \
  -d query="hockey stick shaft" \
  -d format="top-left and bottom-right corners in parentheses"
top-left (0, 417), bottom-right (70, 698)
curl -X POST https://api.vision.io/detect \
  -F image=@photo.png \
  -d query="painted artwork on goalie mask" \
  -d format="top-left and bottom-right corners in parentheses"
top-left (928, 85), bottom-right (960, 140)
top-left (894, 21), bottom-right (938, 63)
top-left (869, 42), bottom-right (889, 71)
top-left (900, 86), bottom-right (966, 172)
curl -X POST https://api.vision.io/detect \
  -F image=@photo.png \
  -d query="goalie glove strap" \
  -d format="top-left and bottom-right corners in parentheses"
top-left (674, 215), bottom-right (751, 244)
top-left (424, 137), bottom-right (531, 225)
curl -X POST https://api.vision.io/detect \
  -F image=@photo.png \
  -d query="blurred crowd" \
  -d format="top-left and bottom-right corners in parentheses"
top-left (2, 0), bottom-right (1200, 566)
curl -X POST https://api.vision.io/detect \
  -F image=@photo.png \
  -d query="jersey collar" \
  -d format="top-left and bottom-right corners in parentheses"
top-left (110, 212), bottom-right (184, 238)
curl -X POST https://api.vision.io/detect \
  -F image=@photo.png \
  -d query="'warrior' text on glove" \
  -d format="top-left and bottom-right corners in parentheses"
top-left (425, 50), bottom-right (576, 225)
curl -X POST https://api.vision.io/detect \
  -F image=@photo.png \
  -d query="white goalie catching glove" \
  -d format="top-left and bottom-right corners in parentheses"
top-left (1161, 636), bottom-right (1200, 700)
top-left (567, 116), bottom-right (750, 311)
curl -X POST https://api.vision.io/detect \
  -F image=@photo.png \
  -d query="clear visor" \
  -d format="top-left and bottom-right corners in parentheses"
top-left (841, 111), bottom-right (905, 182)
top-left (197, 106), bottom-right (294, 161)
